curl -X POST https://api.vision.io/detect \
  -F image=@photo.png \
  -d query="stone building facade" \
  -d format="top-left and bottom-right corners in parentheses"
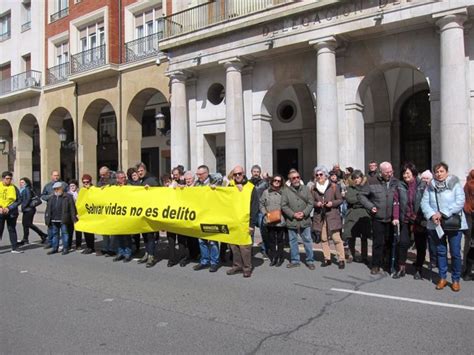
top-left (161, 0), bottom-right (474, 181)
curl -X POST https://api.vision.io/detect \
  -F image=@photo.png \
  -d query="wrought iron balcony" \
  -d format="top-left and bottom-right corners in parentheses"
top-left (124, 32), bottom-right (163, 63)
top-left (163, 0), bottom-right (293, 38)
top-left (71, 45), bottom-right (106, 74)
top-left (0, 70), bottom-right (41, 96)
top-left (0, 31), bottom-right (11, 42)
top-left (50, 7), bottom-right (69, 23)
top-left (21, 21), bottom-right (31, 32)
top-left (47, 62), bottom-right (70, 85)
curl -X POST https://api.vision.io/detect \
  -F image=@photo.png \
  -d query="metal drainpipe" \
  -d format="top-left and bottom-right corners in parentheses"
top-left (118, 0), bottom-right (123, 171)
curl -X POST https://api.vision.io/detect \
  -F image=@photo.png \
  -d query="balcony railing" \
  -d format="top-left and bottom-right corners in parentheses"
top-left (47, 62), bottom-right (70, 85)
top-left (21, 21), bottom-right (31, 32)
top-left (71, 45), bottom-right (106, 74)
top-left (163, 0), bottom-right (293, 38)
top-left (124, 32), bottom-right (163, 63)
top-left (0, 31), bottom-right (11, 42)
top-left (50, 7), bottom-right (69, 23)
top-left (0, 70), bottom-right (42, 96)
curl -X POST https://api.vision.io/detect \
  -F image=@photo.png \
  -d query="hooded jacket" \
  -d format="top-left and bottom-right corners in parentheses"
top-left (421, 175), bottom-right (467, 230)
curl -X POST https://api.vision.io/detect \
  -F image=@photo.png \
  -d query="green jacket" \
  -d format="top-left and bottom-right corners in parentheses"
top-left (281, 184), bottom-right (314, 230)
top-left (343, 183), bottom-right (371, 239)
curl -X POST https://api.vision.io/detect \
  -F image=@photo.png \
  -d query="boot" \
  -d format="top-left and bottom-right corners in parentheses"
top-left (137, 252), bottom-right (148, 264)
top-left (462, 260), bottom-right (473, 281)
top-left (413, 267), bottom-right (423, 280)
top-left (146, 255), bottom-right (157, 268)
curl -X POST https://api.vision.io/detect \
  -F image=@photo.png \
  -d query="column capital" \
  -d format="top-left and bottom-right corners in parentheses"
top-left (166, 70), bottom-right (192, 82)
top-left (219, 57), bottom-right (246, 71)
top-left (309, 36), bottom-right (337, 51)
top-left (433, 8), bottom-right (467, 30)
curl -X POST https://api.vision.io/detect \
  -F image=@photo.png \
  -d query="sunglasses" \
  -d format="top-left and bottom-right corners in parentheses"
top-left (82, 181), bottom-right (91, 184)
top-left (233, 172), bottom-right (243, 177)
top-left (290, 176), bottom-right (300, 180)
top-left (315, 173), bottom-right (324, 177)
top-left (273, 179), bottom-right (282, 183)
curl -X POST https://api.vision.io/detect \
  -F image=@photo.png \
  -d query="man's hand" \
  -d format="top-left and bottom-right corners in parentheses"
top-left (249, 227), bottom-right (254, 233)
top-left (392, 219), bottom-right (399, 226)
top-left (432, 212), bottom-right (442, 225)
top-left (144, 184), bottom-right (150, 189)
top-left (325, 201), bottom-right (333, 208)
top-left (3, 208), bottom-right (9, 214)
top-left (371, 207), bottom-right (377, 214)
top-left (294, 211), bottom-right (304, 220)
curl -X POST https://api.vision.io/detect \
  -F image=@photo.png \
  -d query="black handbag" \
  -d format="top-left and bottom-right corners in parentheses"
top-left (29, 189), bottom-right (42, 208)
top-left (435, 190), bottom-right (461, 231)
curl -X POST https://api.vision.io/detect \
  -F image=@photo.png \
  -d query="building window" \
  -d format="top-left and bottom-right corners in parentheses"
top-left (207, 83), bottom-right (225, 105)
top-left (55, 42), bottom-right (69, 65)
top-left (0, 12), bottom-right (11, 42)
top-left (277, 100), bottom-right (297, 123)
top-left (134, 8), bottom-right (161, 39)
top-left (50, 0), bottom-right (69, 22)
top-left (79, 22), bottom-right (105, 51)
top-left (21, 2), bottom-right (31, 32)
top-left (98, 113), bottom-right (117, 145)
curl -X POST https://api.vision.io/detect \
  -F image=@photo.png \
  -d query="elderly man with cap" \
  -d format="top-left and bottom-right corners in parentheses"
top-left (44, 182), bottom-right (77, 255)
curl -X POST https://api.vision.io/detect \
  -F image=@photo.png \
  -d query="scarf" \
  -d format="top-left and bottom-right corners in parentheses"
top-left (316, 180), bottom-right (329, 194)
top-left (434, 179), bottom-right (448, 192)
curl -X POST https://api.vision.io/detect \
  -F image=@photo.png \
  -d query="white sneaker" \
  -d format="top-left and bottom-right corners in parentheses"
top-left (11, 249), bottom-right (24, 254)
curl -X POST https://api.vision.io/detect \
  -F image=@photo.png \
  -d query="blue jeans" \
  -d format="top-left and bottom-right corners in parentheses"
top-left (50, 222), bottom-right (69, 251)
top-left (198, 239), bottom-right (219, 266)
top-left (429, 230), bottom-right (462, 282)
top-left (101, 235), bottom-right (116, 253)
top-left (288, 227), bottom-right (314, 264)
top-left (117, 236), bottom-right (132, 258)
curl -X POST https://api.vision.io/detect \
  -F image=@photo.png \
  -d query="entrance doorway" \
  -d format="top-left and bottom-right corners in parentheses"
top-left (276, 148), bottom-right (298, 178)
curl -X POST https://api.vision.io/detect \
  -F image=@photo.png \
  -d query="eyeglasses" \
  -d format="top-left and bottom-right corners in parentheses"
top-left (233, 172), bottom-right (243, 177)
top-left (82, 181), bottom-right (91, 184)
top-left (290, 176), bottom-right (300, 180)
top-left (273, 179), bottom-right (282, 183)
top-left (315, 173), bottom-right (324, 177)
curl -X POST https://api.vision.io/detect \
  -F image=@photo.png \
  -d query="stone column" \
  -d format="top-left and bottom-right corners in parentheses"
top-left (434, 10), bottom-right (469, 178)
top-left (310, 36), bottom-right (339, 168)
top-left (220, 58), bottom-right (246, 171)
top-left (169, 71), bottom-right (189, 169)
top-left (345, 103), bottom-right (365, 170)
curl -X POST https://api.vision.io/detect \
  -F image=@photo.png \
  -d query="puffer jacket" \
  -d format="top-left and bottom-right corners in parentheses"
top-left (259, 186), bottom-right (285, 227)
top-left (421, 175), bottom-right (467, 230)
top-left (311, 182), bottom-right (343, 232)
top-left (359, 175), bottom-right (399, 222)
top-left (281, 183), bottom-right (314, 229)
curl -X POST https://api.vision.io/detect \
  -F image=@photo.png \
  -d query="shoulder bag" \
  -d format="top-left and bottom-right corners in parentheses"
top-left (435, 190), bottom-right (461, 231)
top-left (29, 189), bottom-right (42, 208)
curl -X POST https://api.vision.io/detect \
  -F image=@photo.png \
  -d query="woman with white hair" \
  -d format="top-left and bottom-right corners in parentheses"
top-left (311, 166), bottom-right (345, 269)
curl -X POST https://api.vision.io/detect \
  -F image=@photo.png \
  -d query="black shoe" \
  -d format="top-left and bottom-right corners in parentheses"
top-left (167, 260), bottom-right (178, 267)
top-left (20, 239), bottom-right (29, 245)
top-left (47, 249), bottom-right (58, 255)
top-left (82, 248), bottom-right (93, 255)
top-left (62, 250), bottom-right (69, 255)
top-left (276, 257), bottom-right (284, 267)
top-left (338, 261), bottom-right (345, 270)
top-left (269, 258), bottom-right (278, 267)
top-left (193, 263), bottom-right (209, 271)
top-left (146, 256), bottom-right (157, 268)
top-left (40, 235), bottom-right (47, 243)
top-left (321, 260), bottom-right (332, 267)
top-left (179, 257), bottom-right (189, 267)
top-left (414, 270), bottom-right (422, 280)
top-left (209, 264), bottom-right (219, 273)
top-left (113, 255), bottom-right (125, 262)
top-left (392, 269), bottom-right (406, 279)
top-left (123, 256), bottom-right (132, 263)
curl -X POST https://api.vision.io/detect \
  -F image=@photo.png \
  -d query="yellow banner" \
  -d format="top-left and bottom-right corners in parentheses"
top-left (75, 186), bottom-right (252, 245)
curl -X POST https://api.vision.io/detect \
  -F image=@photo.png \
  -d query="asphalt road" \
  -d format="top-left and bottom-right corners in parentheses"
top-left (1, 224), bottom-right (473, 354)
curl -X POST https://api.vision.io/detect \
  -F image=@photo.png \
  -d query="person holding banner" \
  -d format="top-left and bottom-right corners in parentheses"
top-left (136, 162), bottom-right (160, 268)
top-left (226, 166), bottom-right (259, 278)
top-left (167, 167), bottom-right (187, 267)
top-left (96, 166), bottom-right (116, 257)
top-left (79, 175), bottom-right (96, 255)
top-left (193, 165), bottom-right (220, 272)
top-left (113, 171), bottom-right (133, 263)
top-left (281, 169), bottom-right (315, 269)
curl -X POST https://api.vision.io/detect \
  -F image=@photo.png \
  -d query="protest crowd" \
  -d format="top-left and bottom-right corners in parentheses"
top-left (1, 159), bottom-right (473, 292)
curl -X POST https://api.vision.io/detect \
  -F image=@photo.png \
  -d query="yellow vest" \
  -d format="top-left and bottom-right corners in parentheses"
top-left (0, 183), bottom-right (17, 208)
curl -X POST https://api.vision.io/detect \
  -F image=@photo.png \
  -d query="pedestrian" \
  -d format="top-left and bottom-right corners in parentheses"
top-left (19, 177), bottom-right (47, 244)
top-left (392, 163), bottom-right (427, 279)
top-left (462, 169), bottom-right (474, 280)
top-left (259, 174), bottom-right (286, 266)
top-left (79, 174), bottom-right (96, 254)
top-left (127, 167), bottom-right (141, 254)
top-left (136, 162), bottom-right (160, 268)
top-left (167, 166), bottom-right (187, 267)
top-left (0, 171), bottom-right (23, 253)
top-left (249, 164), bottom-right (269, 258)
top-left (359, 161), bottom-right (399, 275)
top-left (45, 182), bottom-right (77, 255)
top-left (344, 170), bottom-right (371, 264)
top-left (366, 161), bottom-right (378, 185)
top-left (281, 169), bottom-right (315, 269)
top-left (226, 165), bottom-right (259, 278)
top-left (96, 166), bottom-right (116, 257)
top-left (421, 162), bottom-right (467, 291)
top-left (193, 165), bottom-right (220, 272)
top-left (311, 166), bottom-right (346, 269)
top-left (113, 171), bottom-right (133, 263)
top-left (420, 169), bottom-right (437, 268)
top-left (66, 179), bottom-right (80, 250)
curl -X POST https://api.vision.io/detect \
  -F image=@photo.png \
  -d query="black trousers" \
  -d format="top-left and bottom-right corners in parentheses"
top-left (167, 232), bottom-right (186, 261)
top-left (186, 236), bottom-right (200, 260)
top-left (348, 217), bottom-right (371, 260)
top-left (397, 222), bottom-right (412, 266)
top-left (414, 229), bottom-right (427, 268)
top-left (0, 214), bottom-right (18, 250)
top-left (266, 226), bottom-right (285, 261)
top-left (372, 220), bottom-right (393, 268)
top-left (22, 208), bottom-right (45, 241)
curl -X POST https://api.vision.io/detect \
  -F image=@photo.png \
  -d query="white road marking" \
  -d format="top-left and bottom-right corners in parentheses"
top-left (20, 270), bottom-right (28, 273)
top-left (103, 298), bottom-right (114, 302)
top-left (330, 288), bottom-right (474, 311)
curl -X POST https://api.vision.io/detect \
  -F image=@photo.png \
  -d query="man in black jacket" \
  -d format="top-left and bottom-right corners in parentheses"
top-left (359, 161), bottom-right (399, 274)
top-left (226, 165), bottom-right (259, 278)
top-left (45, 182), bottom-right (77, 255)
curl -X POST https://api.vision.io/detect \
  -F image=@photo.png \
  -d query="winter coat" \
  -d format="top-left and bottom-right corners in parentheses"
top-left (359, 175), bottom-right (399, 222)
top-left (311, 182), bottom-right (343, 232)
top-left (250, 177), bottom-right (269, 199)
top-left (281, 183), bottom-right (313, 230)
top-left (20, 186), bottom-right (36, 212)
top-left (45, 193), bottom-right (78, 226)
top-left (420, 175), bottom-right (467, 231)
top-left (139, 174), bottom-right (159, 187)
top-left (343, 179), bottom-right (371, 239)
top-left (259, 186), bottom-right (285, 227)
top-left (393, 177), bottom-right (426, 224)
top-left (41, 180), bottom-right (68, 201)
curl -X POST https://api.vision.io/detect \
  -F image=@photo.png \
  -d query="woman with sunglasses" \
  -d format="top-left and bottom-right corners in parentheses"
top-left (260, 174), bottom-right (286, 266)
top-left (311, 166), bottom-right (345, 269)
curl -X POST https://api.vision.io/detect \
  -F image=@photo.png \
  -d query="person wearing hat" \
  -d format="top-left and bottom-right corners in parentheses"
top-left (0, 171), bottom-right (23, 253)
top-left (44, 181), bottom-right (77, 255)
